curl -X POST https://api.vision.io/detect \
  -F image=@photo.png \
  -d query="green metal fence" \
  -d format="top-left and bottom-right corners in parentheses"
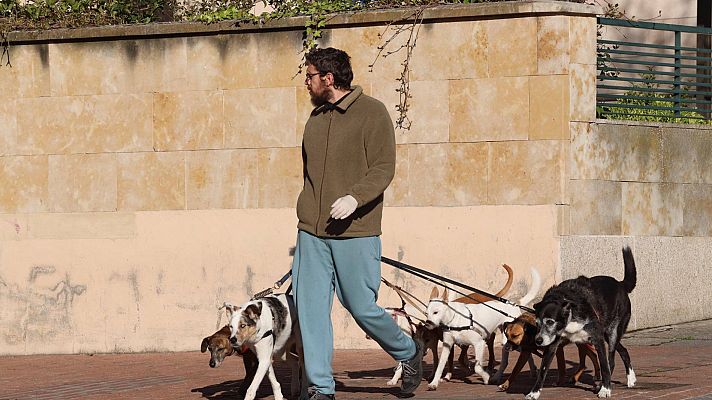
top-left (597, 17), bottom-right (712, 123)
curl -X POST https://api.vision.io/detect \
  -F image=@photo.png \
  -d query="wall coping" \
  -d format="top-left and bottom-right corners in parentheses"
top-left (7, 1), bottom-right (600, 44)
top-left (595, 118), bottom-right (712, 131)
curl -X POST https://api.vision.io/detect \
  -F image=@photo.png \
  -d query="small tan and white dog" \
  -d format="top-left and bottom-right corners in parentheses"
top-left (424, 268), bottom-right (541, 390)
top-left (228, 294), bottom-right (304, 400)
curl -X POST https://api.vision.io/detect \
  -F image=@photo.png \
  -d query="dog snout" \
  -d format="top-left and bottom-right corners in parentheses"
top-left (535, 336), bottom-right (544, 346)
top-left (209, 359), bottom-right (217, 368)
top-left (424, 320), bottom-right (437, 330)
top-left (230, 336), bottom-right (238, 345)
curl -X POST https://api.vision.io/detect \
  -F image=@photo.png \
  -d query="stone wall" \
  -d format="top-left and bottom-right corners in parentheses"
top-left (563, 120), bottom-right (712, 329)
top-left (5, 1), bottom-right (704, 355)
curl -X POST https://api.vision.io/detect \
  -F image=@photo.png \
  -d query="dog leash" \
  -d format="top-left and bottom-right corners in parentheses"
top-left (251, 269), bottom-right (293, 300)
top-left (381, 256), bottom-right (535, 315)
top-left (380, 276), bottom-right (428, 316)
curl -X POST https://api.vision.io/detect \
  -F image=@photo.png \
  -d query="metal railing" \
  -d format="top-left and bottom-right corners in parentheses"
top-left (597, 17), bottom-right (712, 123)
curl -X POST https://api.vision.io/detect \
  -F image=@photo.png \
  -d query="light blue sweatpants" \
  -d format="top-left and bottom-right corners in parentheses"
top-left (291, 230), bottom-right (416, 396)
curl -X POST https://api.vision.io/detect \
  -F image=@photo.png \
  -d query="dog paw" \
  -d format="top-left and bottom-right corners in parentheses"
top-left (597, 386), bottom-right (612, 398)
top-left (497, 382), bottom-right (510, 392)
top-left (427, 383), bottom-right (439, 391)
top-left (443, 372), bottom-right (452, 382)
top-left (524, 391), bottom-right (540, 400)
top-left (627, 370), bottom-right (637, 388)
top-left (386, 379), bottom-right (398, 386)
top-left (480, 371), bottom-right (490, 385)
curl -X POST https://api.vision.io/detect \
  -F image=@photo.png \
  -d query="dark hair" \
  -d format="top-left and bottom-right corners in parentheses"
top-left (305, 47), bottom-right (353, 90)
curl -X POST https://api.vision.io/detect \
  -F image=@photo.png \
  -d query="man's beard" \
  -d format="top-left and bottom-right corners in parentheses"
top-left (310, 88), bottom-right (330, 107)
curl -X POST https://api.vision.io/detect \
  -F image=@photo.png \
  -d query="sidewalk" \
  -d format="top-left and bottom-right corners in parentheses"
top-left (2, 319), bottom-right (712, 400)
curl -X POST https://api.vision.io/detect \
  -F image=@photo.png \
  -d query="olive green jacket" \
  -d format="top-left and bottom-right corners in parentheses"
top-left (296, 86), bottom-right (396, 237)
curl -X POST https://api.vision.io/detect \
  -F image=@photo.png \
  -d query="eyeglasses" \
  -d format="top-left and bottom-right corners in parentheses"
top-left (305, 71), bottom-right (325, 80)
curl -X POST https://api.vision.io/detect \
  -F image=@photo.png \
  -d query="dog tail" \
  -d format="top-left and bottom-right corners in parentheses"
top-left (622, 246), bottom-right (637, 293)
top-left (518, 268), bottom-right (541, 307)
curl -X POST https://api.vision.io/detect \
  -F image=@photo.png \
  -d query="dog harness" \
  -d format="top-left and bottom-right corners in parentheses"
top-left (429, 299), bottom-right (475, 332)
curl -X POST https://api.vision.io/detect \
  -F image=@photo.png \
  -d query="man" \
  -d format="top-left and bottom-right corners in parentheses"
top-left (291, 47), bottom-right (423, 400)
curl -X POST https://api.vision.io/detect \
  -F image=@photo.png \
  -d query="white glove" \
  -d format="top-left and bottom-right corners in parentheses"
top-left (330, 195), bottom-right (358, 220)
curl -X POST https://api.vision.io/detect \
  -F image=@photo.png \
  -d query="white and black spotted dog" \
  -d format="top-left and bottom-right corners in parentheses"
top-left (228, 294), bottom-right (305, 400)
top-left (526, 246), bottom-right (637, 400)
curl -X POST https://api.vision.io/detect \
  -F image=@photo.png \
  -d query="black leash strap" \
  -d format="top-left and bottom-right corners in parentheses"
top-left (380, 256), bottom-right (534, 314)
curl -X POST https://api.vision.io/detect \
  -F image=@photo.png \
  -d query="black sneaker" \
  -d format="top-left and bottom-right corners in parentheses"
top-left (308, 390), bottom-right (335, 400)
top-left (400, 338), bottom-right (424, 394)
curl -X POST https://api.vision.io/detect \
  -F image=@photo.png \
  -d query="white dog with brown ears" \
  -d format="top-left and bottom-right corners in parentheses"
top-left (424, 268), bottom-right (541, 390)
top-left (227, 294), bottom-right (305, 400)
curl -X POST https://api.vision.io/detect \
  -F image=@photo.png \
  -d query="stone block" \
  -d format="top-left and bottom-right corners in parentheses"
top-left (117, 152), bottom-right (185, 211)
top-left (560, 236), bottom-right (712, 329)
top-left (255, 31), bottom-right (304, 88)
top-left (407, 143), bottom-right (487, 206)
top-left (662, 127), bottom-right (712, 184)
top-left (185, 35), bottom-right (228, 91)
top-left (49, 38), bottom-right (188, 96)
top-left (328, 26), bottom-right (409, 85)
top-left (224, 87), bottom-right (297, 148)
top-left (571, 122), bottom-right (662, 182)
top-left (409, 20), bottom-right (488, 81)
top-left (186, 149), bottom-right (259, 209)
top-left (153, 91), bottom-right (224, 151)
top-left (683, 184), bottom-right (712, 236)
top-left (488, 140), bottom-right (566, 205)
top-left (569, 63), bottom-right (596, 122)
top-left (296, 85), bottom-right (313, 146)
top-left (372, 80), bottom-right (449, 144)
top-left (622, 182), bottom-right (684, 236)
top-left (0, 99), bottom-right (16, 156)
top-left (487, 17), bottom-right (537, 77)
top-left (16, 94), bottom-right (153, 155)
top-left (48, 153), bottom-right (118, 213)
top-left (0, 155), bottom-right (48, 213)
top-left (530, 75), bottom-right (569, 140)
top-left (569, 179), bottom-right (621, 235)
top-left (450, 77), bottom-right (529, 142)
top-left (257, 147), bottom-right (302, 208)
top-left (210, 34), bottom-right (261, 91)
top-left (384, 145), bottom-right (409, 206)
top-left (537, 16), bottom-right (569, 74)
top-left (0, 43), bottom-right (50, 99)
top-left (570, 16), bottom-right (597, 65)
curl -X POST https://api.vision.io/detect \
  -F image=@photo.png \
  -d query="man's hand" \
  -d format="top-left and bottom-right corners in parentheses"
top-left (330, 195), bottom-right (358, 220)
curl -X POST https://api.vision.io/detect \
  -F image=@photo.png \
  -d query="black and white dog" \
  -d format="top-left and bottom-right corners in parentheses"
top-left (526, 246), bottom-right (637, 399)
top-left (228, 294), bottom-right (304, 400)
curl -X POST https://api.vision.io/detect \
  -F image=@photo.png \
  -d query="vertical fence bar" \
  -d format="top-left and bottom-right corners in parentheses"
top-left (674, 30), bottom-right (682, 117)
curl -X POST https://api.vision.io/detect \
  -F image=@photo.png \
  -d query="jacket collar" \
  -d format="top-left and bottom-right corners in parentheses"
top-left (315, 85), bottom-right (363, 113)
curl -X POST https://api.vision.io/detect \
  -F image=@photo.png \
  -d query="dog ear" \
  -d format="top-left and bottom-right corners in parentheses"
top-left (441, 288), bottom-right (449, 303)
top-left (430, 286), bottom-right (439, 300)
top-left (533, 300), bottom-right (542, 313)
top-left (245, 303), bottom-right (262, 320)
top-left (201, 337), bottom-right (209, 353)
top-left (222, 302), bottom-right (240, 319)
